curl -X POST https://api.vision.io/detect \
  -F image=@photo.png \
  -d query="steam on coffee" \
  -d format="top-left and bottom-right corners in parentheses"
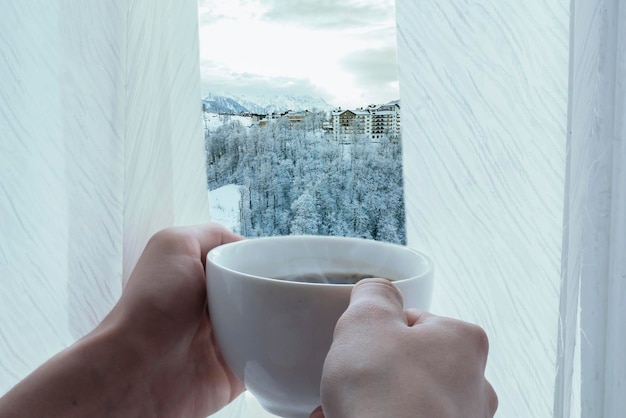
top-left (275, 272), bottom-right (390, 284)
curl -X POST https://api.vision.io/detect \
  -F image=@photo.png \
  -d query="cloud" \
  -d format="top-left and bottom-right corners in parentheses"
top-left (197, 0), bottom-right (265, 26)
top-left (200, 67), bottom-right (332, 99)
top-left (197, 1), bottom-right (225, 25)
top-left (260, 0), bottom-right (395, 30)
top-left (196, 0), bottom-right (400, 107)
top-left (340, 45), bottom-right (398, 86)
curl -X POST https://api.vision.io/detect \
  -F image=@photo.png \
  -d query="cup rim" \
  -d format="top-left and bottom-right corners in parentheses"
top-left (206, 235), bottom-right (434, 287)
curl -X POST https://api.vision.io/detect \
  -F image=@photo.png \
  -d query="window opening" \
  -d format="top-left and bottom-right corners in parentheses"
top-left (198, 0), bottom-right (405, 244)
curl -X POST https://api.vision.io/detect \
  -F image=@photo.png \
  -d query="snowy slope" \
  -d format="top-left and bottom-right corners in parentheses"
top-left (203, 112), bottom-right (254, 130)
top-left (208, 184), bottom-right (242, 234)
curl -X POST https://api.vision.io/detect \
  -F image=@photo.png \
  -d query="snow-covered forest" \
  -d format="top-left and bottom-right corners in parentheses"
top-left (205, 111), bottom-right (406, 244)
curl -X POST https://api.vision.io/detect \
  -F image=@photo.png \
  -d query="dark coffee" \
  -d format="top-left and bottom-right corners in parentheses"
top-left (275, 272), bottom-right (390, 284)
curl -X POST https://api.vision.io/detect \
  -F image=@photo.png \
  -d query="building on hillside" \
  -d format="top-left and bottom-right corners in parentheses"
top-left (258, 111), bottom-right (285, 127)
top-left (286, 110), bottom-right (309, 123)
top-left (258, 110), bottom-right (311, 127)
top-left (240, 112), bottom-right (266, 123)
top-left (330, 102), bottom-right (400, 143)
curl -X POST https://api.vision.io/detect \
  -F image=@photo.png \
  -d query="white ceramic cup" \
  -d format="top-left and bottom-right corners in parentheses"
top-left (206, 235), bottom-right (434, 418)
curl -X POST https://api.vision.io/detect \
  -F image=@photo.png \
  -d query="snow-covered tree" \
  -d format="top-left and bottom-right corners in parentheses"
top-left (205, 111), bottom-right (406, 244)
top-left (290, 191), bottom-right (319, 235)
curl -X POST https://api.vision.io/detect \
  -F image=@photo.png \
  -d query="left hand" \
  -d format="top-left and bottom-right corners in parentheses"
top-left (0, 223), bottom-right (244, 418)
top-left (109, 224), bottom-right (246, 417)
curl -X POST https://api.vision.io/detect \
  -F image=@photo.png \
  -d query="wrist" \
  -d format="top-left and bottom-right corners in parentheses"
top-left (0, 312), bottom-right (154, 418)
top-left (74, 316), bottom-right (155, 416)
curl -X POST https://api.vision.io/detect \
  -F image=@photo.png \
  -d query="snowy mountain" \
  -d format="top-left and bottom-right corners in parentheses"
top-left (203, 92), bottom-right (334, 114)
top-left (202, 94), bottom-right (249, 114)
top-left (234, 93), bottom-right (334, 113)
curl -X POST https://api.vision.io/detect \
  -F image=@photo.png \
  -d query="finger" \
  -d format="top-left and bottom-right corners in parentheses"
top-left (309, 406), bottom-right (325, 418)
top-left (333, 279), bottom-right (406, 347)
top-left (145, 223), bottom-right (242, 262)
top-left (188, 223), bottom-right (243, 259)
top-left (346, 278), bottom-right (405, 324)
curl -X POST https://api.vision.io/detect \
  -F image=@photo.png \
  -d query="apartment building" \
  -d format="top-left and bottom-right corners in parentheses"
top-left (330, 102), bottom-right (400, 142)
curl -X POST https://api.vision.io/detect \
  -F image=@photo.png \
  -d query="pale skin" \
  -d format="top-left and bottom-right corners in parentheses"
top-left (0, 223), bottom-right (497, 418)
top-left (309, 280), bottom-right (498, 418)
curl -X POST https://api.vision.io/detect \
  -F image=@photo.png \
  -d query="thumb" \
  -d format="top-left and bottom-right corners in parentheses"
top-left (347, 278), bottom-right (405, 322)
top-left (309, 405), bottom-right (325, 418)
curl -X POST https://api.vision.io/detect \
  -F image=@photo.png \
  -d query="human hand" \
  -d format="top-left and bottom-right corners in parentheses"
top-left (0, 223), bottom-right (245, 418)
top-left (309, 278), bottom-right (497, 418)
top-left (107, 223), bottom-right (246, 417)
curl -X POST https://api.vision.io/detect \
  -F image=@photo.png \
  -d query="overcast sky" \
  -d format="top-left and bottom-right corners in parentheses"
top-left (197, 0), bottom-right (398, 108)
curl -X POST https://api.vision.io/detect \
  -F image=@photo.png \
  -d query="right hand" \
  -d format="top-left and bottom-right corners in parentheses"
top-left (309, 278), bottom-right (498, 418)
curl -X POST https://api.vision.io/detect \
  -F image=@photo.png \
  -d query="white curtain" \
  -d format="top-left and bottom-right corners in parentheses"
top-left (398, 0), bottom-right (625, 417)
top-left (398, 1), bottom-right (568, 416)
top-left (555, 0), bottom-right (626, 416)
top-left (0, 0), bottom-right (209, 394)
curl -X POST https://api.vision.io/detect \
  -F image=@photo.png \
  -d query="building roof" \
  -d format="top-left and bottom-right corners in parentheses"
top-left (332, 103), bottom-right (400, 117)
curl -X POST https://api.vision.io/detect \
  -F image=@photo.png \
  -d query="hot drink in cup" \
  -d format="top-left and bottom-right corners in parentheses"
top-left (206, 235), bottom-right (433, 418)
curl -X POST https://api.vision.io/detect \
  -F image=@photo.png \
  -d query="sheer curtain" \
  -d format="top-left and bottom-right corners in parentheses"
top-left (555, 0), bottom-right (626, 416)
top-left (0, 0), bottom-right (209, 395)
top-left (398, 0), bottom-right (625, 417)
